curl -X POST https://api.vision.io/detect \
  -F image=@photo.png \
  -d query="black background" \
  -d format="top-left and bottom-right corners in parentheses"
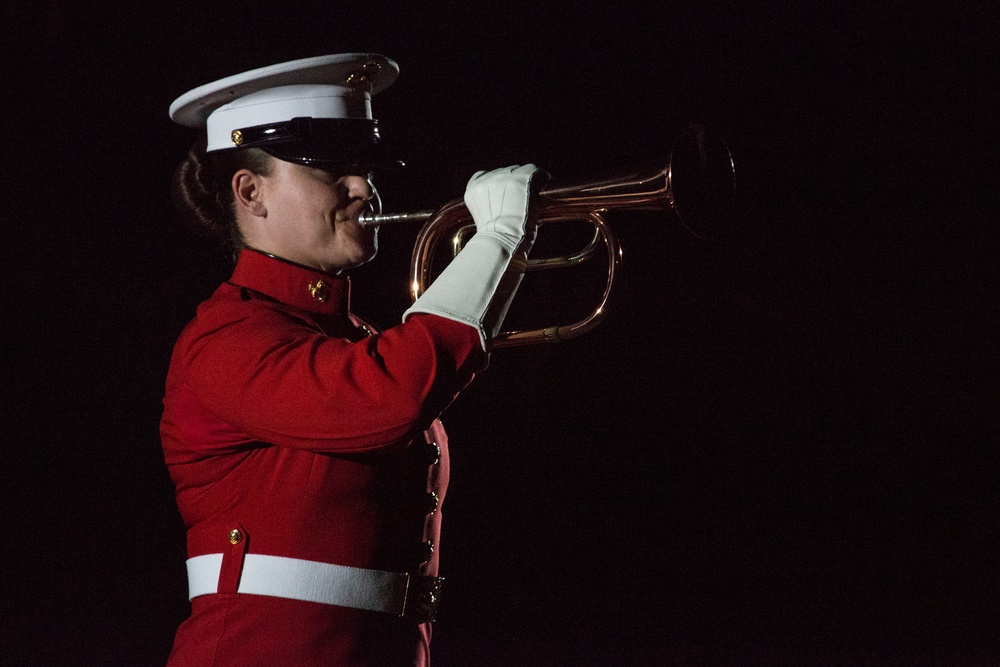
top-left (3, 2), bottom-right (997, 665)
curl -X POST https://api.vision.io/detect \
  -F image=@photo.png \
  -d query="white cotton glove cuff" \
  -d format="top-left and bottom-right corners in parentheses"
top-left (403, 164), bottom-right (541, 350)
top-left (403, 232), bottom-right (528, 349)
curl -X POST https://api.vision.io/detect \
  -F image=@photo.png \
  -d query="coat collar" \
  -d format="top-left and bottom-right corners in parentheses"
top-left (228, 248), bottom-right (350, 315)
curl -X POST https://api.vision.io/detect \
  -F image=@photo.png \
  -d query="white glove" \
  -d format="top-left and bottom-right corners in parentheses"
top-left (403, 164), bottom-right (543, 350)
top-left (463, 164), bottom-right (540, 248)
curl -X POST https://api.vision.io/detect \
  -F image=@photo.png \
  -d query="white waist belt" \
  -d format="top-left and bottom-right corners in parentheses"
top-left (187, 553), bottom-right (441, 620)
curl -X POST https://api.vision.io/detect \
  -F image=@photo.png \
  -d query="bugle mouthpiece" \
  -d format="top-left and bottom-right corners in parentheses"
top-left (358, 210), bottom-right (436, 228)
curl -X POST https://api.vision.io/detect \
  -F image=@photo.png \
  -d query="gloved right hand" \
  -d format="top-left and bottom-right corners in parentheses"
top-left (402, 164), bottom-right (543, 352)
top-left (463, 164), bottom-right (543, 248)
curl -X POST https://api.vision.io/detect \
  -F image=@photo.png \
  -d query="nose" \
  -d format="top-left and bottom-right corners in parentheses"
top-left (344, 174), bottom-right (374, 202)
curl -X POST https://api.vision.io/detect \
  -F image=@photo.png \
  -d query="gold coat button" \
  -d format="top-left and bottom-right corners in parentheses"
top-left (426, 441), bottom-right (441, 467)
top-left (419, 540), bottom-right (435, 564)
top-left (228, 529), bottom-right (243, 545)
top-left (425, 491), bottom-right (439, 515)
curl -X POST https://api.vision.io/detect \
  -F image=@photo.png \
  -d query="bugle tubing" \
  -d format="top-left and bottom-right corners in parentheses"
top-left (359, 125), bottom-right (735, 347)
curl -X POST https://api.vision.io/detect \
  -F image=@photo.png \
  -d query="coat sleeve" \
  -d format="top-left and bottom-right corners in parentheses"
top-left (177, 300), bottom-right (485, 453)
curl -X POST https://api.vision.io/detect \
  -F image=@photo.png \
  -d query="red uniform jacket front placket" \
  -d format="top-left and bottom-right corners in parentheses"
top-left (161, 249), bottom-right (485, 666)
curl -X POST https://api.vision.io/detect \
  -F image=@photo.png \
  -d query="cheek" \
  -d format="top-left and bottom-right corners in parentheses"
top-left (301, 193), bottom-right (337, 229)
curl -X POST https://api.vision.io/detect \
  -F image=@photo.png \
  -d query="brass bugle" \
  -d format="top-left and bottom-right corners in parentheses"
top-left (359, 125), bottom-right (735, 348)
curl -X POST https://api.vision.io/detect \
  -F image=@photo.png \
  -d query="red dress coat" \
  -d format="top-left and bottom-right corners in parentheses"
top-left (161, 249), bottom-right (485, 666)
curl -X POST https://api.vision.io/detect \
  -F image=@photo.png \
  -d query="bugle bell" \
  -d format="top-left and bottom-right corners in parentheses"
top-left (360, 124), bottom-right (735, 348)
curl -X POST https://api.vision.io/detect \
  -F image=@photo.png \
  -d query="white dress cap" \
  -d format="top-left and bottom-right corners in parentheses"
top-left (169, 54), bottom-right (400, 163)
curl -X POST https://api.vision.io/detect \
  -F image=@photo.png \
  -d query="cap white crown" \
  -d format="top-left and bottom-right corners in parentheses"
top-left (169, 54), bottom-right (398, 152)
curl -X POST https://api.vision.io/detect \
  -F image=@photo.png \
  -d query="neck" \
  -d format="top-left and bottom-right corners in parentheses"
top-left (243, 247), bottom-right (343, 276)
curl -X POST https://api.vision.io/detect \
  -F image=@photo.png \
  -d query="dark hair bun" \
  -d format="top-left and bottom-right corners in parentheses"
top-left (171, 135), bottom-right (231, 246)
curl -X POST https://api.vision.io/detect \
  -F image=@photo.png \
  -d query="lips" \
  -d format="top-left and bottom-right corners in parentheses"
top-left (336, 200), bottom-right (370, 225)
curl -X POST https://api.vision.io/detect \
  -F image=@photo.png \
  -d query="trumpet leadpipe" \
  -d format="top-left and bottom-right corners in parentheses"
top-left (358, 210), bottom-right (436, 228)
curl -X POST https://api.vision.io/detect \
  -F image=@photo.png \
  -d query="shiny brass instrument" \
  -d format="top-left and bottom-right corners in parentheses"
top-left (359, 125), bottom-right (735, 348)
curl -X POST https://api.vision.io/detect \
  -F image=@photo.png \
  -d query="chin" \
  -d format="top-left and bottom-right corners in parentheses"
top-left (358, 232), bottom-right (379, 265)
top-left (343, 244), bottom-right (378, 271)
top-left (329, 229), bottom-right (378, 272)
top-left (360, 247), bottom-right (379, 266)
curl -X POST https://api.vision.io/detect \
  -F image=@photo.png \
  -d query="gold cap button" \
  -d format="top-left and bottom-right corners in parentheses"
top-left (231, 129), bottom-right (244, 146)
top-left (228, 529), bottom-right (243, 545)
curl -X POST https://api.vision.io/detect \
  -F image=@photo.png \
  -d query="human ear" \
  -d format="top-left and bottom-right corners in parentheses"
top-left (232, 170), bottom-right (267, 218)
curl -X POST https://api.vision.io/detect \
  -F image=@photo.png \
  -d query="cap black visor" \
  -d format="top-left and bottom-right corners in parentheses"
top-left (232, 117), bottom-right (403, 170)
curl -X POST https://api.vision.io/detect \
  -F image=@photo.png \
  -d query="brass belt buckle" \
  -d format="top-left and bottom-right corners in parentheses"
top-left (401, 574), bottom-right (444, 623)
